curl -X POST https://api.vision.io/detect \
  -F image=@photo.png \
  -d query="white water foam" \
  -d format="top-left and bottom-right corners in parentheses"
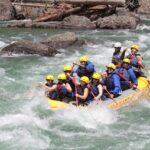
top-left (0, 41), bottom-right (6, 48)
top-left (53, 103), bottom-right (118, 129)
top-left (137, 24), bottom-right (150, 30)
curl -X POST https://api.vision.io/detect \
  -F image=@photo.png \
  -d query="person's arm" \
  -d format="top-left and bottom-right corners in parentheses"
top-left (128, 69), bottom-right (138, 85)
top-left (43, 84), bottom-right (57, 92)
top-left (95, 84), bottom-right (103, 99)
top-left (86, 62), bottom-right (95, 72)
top-left (77, 88), bottom-right (88, 100)
top-left (75, 67), bottom-right (81, 77)
top-left (120, 48), bottom-right (127, 60)
top-left (65, 83), bottom-right (72, 93)
top-left (111, 74), bottom-right (121, 96)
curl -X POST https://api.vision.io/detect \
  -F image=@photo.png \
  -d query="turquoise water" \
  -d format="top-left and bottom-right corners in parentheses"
top-left (0, 18), bottom-right (150, 150)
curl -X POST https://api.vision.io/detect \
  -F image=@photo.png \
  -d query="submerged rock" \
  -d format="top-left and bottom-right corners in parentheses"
top-left (62, 15), bottom-right (96, 29)
top-left (0, 40), bottom-right (58, 56)
top-left (42, 32), bottom-right (85, 49)
top-left (0, 32), bottom-right (86, 56)
top-left (0, 0), bottom-right (15, 21)
top-left (96, 14), bottom-right (137, 29)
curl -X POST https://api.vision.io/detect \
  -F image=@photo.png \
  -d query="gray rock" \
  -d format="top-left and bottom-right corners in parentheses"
top-left (0, 0), bottom-right (15, 20)
top-left (138, 0), bottom-right (150, 14)
top-left (0, 40), bottom-right (58, 56)
top-left (96, 15), bottom-right (137, 29)
top-left (116, 7), bottom-right (140, 21)
top-left (42, 32), bottom-right (81, 49)
top-left (62, 15), bottom-right (96, 29)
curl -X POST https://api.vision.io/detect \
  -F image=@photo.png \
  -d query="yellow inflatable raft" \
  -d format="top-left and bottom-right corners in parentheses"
top-left (48, 77), bottom-right (150, 110)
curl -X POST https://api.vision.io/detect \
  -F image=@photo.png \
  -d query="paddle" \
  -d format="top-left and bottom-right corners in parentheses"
top-left (73, 62), bottom-right (86, 68)
top-left (73, 76), bottom-right (79, 107)
top-left (87, 84), bottom-right (99, 102)
top-left (103, 86), bottom-right (117, 104)
top-left (116, 72), bottom-right (138, 90)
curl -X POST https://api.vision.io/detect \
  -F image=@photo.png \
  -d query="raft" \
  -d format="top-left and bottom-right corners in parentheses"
top-left (48, 77), bottom-right (150, 110)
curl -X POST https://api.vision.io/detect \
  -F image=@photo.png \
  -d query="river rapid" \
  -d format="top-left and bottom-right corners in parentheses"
top-left (0, 16), bottom-right (150, 150)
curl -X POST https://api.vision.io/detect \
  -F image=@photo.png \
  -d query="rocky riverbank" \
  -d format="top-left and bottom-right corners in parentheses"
top-left (1, 0), bottom-right (149, 29)
top-left (0, 0), bottom-right (150, 57)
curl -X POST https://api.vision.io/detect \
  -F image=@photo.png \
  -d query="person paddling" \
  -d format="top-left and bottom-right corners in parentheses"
top-left (41, 73), bottom-right (73, 102)
top-left (75, 56), bottom-right (95, 79)
top-left (112, 42), bottom-right (126, 67)
top-left (127, 44), bottom-right (146, 77)
top-left (116, 58), bottom-right (138, 91)
top-left (88, 73), bottom-right (103, 101)
top-left (44, 74), bottom-right (57, 99)
top-left (56, 73), bottom-right (73, 102)
top-left (76, 76), bottom-right (93, 106)
top-left (63, 65), bottom-right (75, 92)
top-left (101, 63), bottom-right (122, 100)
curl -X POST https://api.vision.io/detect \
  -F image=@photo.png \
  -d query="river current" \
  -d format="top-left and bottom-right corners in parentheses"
top-left (0, 16), bottom-right (150, 150)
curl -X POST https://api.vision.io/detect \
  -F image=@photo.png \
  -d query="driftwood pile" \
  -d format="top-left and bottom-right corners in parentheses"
top-left (31, 0), bottom-right (125, 22)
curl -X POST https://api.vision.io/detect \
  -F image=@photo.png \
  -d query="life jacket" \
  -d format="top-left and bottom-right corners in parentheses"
top-left (105, 71), bottom-right (121, 96)
top-left (77, 85), bottom-right (93, 103)
top-left (128, 54), bottom-right (145, 77)
top-left (77, 61), bottom-right (95, 79)
top-left (57, 82), bottom-right (72, 100)
top-left (106, 73), bottom-right (114, 91)
top-left (66, 76), bottom-right (75, 92)
top-left (128, 53), bottom-right (143, 68)
top-left (90, 83), bottom-right (99, 97)
top-left (45, 83), bottom-right (57, 99)
top-left (116, 67), bottom-right (131, 91)
top-left (117, 67), bottom-right (130, 81)
top-left (112, 52), bottom-right (122, 65)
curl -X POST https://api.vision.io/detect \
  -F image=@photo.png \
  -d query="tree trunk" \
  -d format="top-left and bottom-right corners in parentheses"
top-left (34, 6), bottom-right (83, 22)
top-left (56, 0), bottom-right (125, 6)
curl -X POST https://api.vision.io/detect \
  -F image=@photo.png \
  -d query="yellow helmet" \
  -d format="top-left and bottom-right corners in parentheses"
top-left (79, 56), bottom-right (88, 62)
top-left (131, 44), bottom-right (140, 51)
top-left (107, 63), bottom-right (116, 70)
top-left (46, 74), bottom-right (54, 81)
top-left (80, 76), bottom-right (90, 84)
top-left (92, 73), bottom-right (101, 80)
top-left (123, 58), bottom-right (130, 64)
top-left (58, 73), bottom-right (66, 80)
top-left (63, 65), bottom-right (72, 72)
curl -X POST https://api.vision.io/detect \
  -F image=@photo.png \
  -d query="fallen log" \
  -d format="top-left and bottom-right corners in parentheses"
top-left (12, 2), bottom-right (52, 8)
top-left (55, 0), bottom-right (125, 6)
top-left (34, 6), bottom-right (83, 22)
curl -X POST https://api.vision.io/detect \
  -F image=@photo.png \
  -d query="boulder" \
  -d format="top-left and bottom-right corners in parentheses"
top-left (42, 32), bottom-right (84, 49)
top-left (116, 7), bottom-right (139, 21)
top-left (62, 15), bottom-right (96, 29)
top-left (138, 0), bottom-right (150, 14)
top-left (0, 40), bottom-right (58, 56)
top-left (96, 15), bottom-right (137, 29)
top-left (0, 0), bottom-right (15, 20)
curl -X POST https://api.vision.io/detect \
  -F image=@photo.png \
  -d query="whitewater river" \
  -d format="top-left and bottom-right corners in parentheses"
top-left (0, 16), bottom-right (150, 150)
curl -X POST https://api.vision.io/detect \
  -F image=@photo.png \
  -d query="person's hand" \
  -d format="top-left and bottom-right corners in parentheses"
top-left (73, 61), bottom-right (79, 66)
top-left (66, 72), bottom-right (70, 76)
top-left (75, 93), bottom-right (79, 97)
top-left (129, 81), bottom-right (133, 88)
top-left (109, 94), bottom-right (114, 99)
top-left (94, 97), bottom-right (99, 101)
top-left (132, 84), bottom-right (137, 90)
top-left (62, 83), bottom-right (66, 87)
top-left (123, 48), bottom-right (128, 51)
top-left (103, 86), bottom-right (107, 90)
